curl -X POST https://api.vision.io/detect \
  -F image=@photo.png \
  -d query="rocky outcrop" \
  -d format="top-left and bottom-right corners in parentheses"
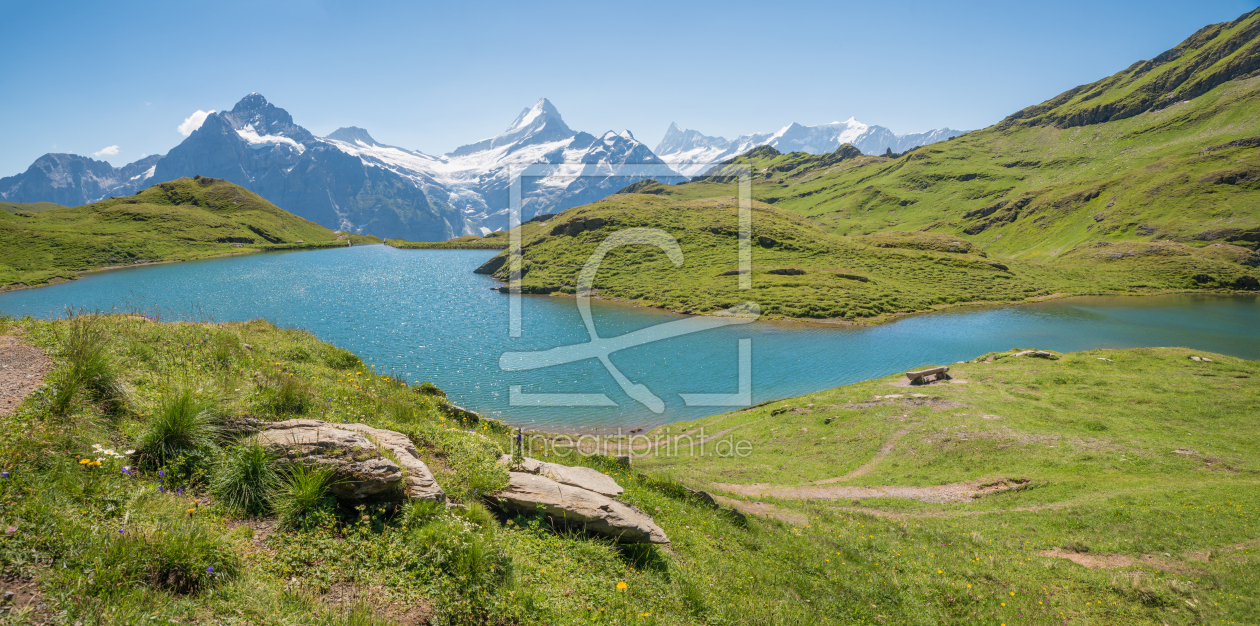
top-left (549, 216), bottom-right (608, 236)
top-left (338, 423), bottom-right (446, 502)
top-left (498, 455), bottom-right (624, 497)
top-left (492, 472), bottom-right (668, 544)
top-left (256, 419), bottom-right (444, 502)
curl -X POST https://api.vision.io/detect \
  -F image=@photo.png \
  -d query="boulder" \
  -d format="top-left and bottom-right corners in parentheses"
top-left (338, 423), bottom-right (446, 502)
top-left (498, 455), bottom-right (624, 497)
top-left (256, 419), bottom-right (444, 502)
top-left (493, 472), bottom-right (668, 544)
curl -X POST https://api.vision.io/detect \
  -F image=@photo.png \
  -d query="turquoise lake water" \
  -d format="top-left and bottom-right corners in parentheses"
top-left (1, 245), bottom-right (1256, 432)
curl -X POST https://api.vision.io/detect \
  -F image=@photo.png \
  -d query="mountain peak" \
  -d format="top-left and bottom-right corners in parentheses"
top-left (448, 98), bottom-right (575, 157)
top-left (325, 126), bottom-right (380, 146)
top-left (231, 93), bottom-right (271, 113)
top-left (506, 98), bottom-right (565, 133)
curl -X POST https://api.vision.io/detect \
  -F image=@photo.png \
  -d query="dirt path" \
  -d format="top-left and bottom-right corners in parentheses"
top-left (0, 334), bottom-right (51, 415)
top-left (709, 478), bottom-right (1028, 505)
top-left (810, 429), bottom-right (910, 484)
top-left (710, 494), bottom-right (808, 525)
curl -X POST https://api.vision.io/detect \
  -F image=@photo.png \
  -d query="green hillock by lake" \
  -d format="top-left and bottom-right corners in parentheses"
top-left (0, 176), bottom-right (379, 290)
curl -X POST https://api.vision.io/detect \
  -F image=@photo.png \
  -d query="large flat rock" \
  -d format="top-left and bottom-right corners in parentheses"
top-left (498, 455), bottom-right (624, 497)
top-left (339, 423), bottom-right (445, 502)
top-left (257, 419), bottom-right (444, 502)
top-left (493, 472), bottom-right (668, 544)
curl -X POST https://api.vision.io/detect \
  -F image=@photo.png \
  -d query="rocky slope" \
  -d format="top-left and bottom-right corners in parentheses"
top-left (0, 153), bottom-right (163, 206)
top-left (324, 98), bottom-right (685, 231)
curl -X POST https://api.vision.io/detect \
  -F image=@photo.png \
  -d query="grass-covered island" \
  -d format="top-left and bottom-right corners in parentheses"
top-left (0, 176), bottom-right (380, 291)
top-left (0, 314), bottom-right (1256, 624)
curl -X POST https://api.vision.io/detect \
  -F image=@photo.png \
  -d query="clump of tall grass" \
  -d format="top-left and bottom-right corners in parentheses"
top-left (401, 505), bottom-right (513, 621)
top-left (210, 442), bottom-right (279, 515)
top-left (81, 517), bottom-right (239, 595)
top-left (416, 381), bottom-right (445, 398)
top-left (258, 373), bottom-right (312, 417)
top-left (208, 332), bottom-right (240, 368)
top-left (50, 316), bottom-right (128, 415)
top-left (272, 463), bottom-right (340, 529)
top-left (136, 387), bottom-right (220, 467)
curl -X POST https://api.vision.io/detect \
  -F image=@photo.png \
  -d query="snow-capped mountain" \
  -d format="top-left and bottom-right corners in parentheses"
top-left (3, 95), bottom-right (960, 239)
top-left (324, 98), bottom-right (684, 231)
top-left (0, 153), bottom-right (162, 206)
top-left (152, 94), bottom-right (464, 240)
top-left (655, 119), bottom-right (967, 176)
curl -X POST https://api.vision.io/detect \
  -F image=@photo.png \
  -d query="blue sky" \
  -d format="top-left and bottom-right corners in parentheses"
top-left (1, 0), bottom-right (1257, 175)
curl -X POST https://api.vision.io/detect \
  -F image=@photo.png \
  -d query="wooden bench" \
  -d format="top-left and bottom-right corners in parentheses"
top-left (905, 366), bottom-right (949, 385)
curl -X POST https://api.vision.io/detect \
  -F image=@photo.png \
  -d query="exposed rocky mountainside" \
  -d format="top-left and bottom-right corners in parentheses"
top-left (0, 153), bottom-right (162, 207)
top-left (324, 98), bottom-right (684, 231)
top-left (152, 94), bottom-right (465, 241)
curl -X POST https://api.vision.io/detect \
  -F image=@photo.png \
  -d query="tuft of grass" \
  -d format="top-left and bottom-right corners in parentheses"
top-left (136, 387), bottom-right (220, 467)
top-left (76, 512), bottom-right (240, 596)
top-left (210, 442), bottom-right (279, 515)
top-left (208, 332), bottom-right (240, 368)
top-left (417, 381), bottom-right (445, 398)
top-left (50, 316), bottom-right (126, 414)
top-left (258, 373), bottom-right (313, 417)
top-left (272, 463), bottom-right (339, 529)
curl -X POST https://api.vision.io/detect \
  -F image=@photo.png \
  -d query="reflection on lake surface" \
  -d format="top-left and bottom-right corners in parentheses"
top-left (1, 245), bottom-right (1256, 431)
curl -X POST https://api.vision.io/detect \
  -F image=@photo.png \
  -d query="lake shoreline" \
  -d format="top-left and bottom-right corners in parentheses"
top-left (0, 242), bottom-right (379, 295)
top-left (3, 245), bottom-right (1256, 433)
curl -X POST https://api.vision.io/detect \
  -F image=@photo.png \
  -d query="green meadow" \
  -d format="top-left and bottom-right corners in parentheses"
top-left (1, 315), bottom-right (1255, 624)
top-left (0, 177), bottom-right (379, 291)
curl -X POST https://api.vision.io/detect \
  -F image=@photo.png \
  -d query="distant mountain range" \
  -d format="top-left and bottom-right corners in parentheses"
top-left (0, 96), bottom-right (963, 239)
top-left (654, 119), bottom-right (967, 176)
top-left (0, 153), bottom-right (163, 207)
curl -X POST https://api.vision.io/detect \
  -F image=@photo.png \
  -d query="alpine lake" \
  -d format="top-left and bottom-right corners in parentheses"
top-left (2, 244), bottom-right (1256, 432)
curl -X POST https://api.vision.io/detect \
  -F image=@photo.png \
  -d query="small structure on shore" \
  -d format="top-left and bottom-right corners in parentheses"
top-left (905, 366), bottom-right (950, 385)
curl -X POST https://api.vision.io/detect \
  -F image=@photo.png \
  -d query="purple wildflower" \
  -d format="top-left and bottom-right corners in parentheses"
top-left (207, 566), bottom-right (214, 573)
top-left (159, 485), bottom-right (165, 492)
top-left (1, 472), bottom-right (8, 479)
top-left (158, 470), bottom-right (165, 477)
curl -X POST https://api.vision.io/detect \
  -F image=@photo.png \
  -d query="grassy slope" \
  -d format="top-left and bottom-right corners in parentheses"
top-left (413, 11), bottom-right (1260, 321)
top-left (385, 231), bottom-right (510, 250)
top-left (0, 176), bottom-right (380, 290)
top-left (0, 201), bottom-right (65, 214)
top-left (456, 192), bottom-right (1254, 322)
top-left (623, 345), bottom-right (1260, 624)
top-left (3, 316), bottom-right (1255, 625)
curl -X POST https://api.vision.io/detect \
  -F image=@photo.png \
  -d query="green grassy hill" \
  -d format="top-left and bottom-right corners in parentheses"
top-left (0, 176), bottom-right (379, 289)
top-left (414, 9), bottom-right (1260, 321)
top-left (2, 315), bottom-right (1255, 625)
top-left (0, 201), bottom-right (65, 214)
